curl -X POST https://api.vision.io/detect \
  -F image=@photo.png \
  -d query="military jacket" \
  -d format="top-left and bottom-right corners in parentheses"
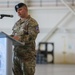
top-left (12, 15), bottom-right (39, 45)
top-left (11, 15), bottom-right (39, 59)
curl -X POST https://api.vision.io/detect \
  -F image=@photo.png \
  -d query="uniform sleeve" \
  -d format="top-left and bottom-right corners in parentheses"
top-left (28, 24), bottom-right (39, 41)
top-left (25, 25), bottom-right (39, 43)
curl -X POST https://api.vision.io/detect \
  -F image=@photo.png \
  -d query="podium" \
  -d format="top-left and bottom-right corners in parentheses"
top-left (0, 32), bottom-right (23, 75)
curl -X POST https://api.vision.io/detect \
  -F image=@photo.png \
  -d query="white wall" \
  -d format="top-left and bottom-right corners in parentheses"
top-left (0, 8), bottom-right (17, 34)
top-left (28, 7), bottom-right (75, 64)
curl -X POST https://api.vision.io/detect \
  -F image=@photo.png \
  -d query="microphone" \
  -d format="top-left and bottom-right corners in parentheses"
top-left (0, 14), bottom-right (13, 19)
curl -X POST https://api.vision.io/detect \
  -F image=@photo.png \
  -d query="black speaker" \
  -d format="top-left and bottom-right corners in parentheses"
top-left (36, 42), bottom-right (54, 64)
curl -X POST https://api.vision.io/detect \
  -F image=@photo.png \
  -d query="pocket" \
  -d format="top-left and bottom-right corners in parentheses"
top-left (18, 49), bottom-right (25, 57)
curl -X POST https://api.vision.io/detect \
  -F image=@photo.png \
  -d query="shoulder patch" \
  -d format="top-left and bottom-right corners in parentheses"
top-left (36, 25), bottom-right (40, 33)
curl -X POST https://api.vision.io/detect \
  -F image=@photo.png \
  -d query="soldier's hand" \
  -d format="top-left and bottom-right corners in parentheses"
top-left (13, 36), bottom-right (20, 41)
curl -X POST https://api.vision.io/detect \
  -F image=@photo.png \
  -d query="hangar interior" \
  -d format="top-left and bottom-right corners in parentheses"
top-left (0, 0), bottom-right (75, 75)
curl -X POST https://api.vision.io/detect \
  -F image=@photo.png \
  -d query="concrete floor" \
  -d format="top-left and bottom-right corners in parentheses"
top-left (35, 64), bottom-right (75, 75)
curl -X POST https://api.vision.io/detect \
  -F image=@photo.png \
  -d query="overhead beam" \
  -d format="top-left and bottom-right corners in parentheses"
top-left (61, 0), bottom-right (75, 15)
top-left (41, 0), bottom-right (75, 42)
top-left (41, 11), bottom-right (71, 42)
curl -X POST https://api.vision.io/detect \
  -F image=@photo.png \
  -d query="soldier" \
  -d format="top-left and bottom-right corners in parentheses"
top-left (11, 2), bottom-right (40, 75)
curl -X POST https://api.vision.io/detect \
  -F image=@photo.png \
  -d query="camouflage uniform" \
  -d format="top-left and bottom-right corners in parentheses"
top-left (11, 15), bottom-right (39, 75)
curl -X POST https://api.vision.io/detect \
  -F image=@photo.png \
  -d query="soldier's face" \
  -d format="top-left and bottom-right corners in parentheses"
top-left (17, 6), bottom-right (28, 18)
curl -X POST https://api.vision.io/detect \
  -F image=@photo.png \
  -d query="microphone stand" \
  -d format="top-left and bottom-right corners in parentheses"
top-left (0, 14), bottom-right (13, 19)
